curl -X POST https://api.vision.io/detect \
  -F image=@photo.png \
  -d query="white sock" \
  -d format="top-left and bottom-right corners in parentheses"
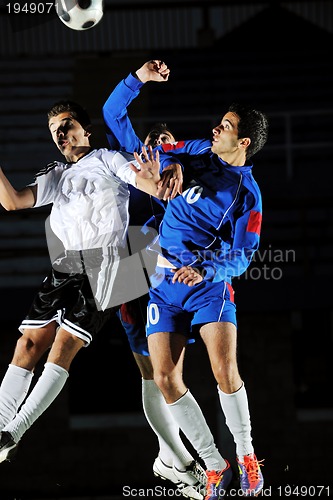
top-left (0, 364), bottom-right (34, 430)
top-left (142, 379), bottom-right (194, 469)
top-left (168, 390), bottom-right (226, 471)
top-left (218, 383), bottom-right (254, 460)
top-left (4, 362), bottom-right (69, 443)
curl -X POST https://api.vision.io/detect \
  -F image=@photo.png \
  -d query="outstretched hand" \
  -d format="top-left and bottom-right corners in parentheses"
top-left (131, 145), bottom-right (161, 184)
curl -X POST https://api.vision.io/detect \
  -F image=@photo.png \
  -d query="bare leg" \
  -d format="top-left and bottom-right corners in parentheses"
top-left (148, 331), bottom-right (225, 471)
top-left (200, 322), bottom-right (254, 457)
top-left (0, 323), bottom-right (57, 430)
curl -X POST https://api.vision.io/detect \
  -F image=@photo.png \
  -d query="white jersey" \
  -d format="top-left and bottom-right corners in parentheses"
top-left (31, 148), bottom-right (137, 251)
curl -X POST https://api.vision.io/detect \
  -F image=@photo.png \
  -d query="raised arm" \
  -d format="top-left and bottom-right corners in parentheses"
top-left (102, 60), bottom-right (170, 153)
top-left (0, 167), bottom-right (36, 210)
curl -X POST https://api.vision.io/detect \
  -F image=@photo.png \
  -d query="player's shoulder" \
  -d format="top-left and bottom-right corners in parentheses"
top-left (34, 160), bottom-right (64, 179)
top-left (96, 148), bottom-right (133, 160)
top-left (96, 149), bottom-right (136, 179)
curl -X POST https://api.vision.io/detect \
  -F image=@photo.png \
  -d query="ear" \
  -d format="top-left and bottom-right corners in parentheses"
top-left (239, 137), bottom-right (251, 150)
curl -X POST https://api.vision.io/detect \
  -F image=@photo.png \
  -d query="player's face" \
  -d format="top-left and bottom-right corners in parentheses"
top-left (48, 112), bottom-right (90, 159)
top-left (144, 131), bottom-right (175, 147)
top-left (211, 112), bottom-right (241, 157)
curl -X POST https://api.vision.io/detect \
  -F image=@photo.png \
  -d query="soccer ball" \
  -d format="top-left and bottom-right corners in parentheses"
top-left (55, 0), bottom-right (104, 31)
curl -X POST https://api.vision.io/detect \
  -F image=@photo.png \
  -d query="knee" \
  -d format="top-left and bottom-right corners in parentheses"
top-left (153, 370), bottom-right (177, 394)
top-left (213, 359), bottom-right (241, 392)
top-left (56, 332), bottom-right (80, 350)
top-left (16, 332), bottom-right (50, 357)
top-left (12, 331), bottom-right (52, 370)
top-left (140, 362), bottom-right (154, 380)
top-left (152, 369), bottom-right (187, 404)
top-left (133, 353), bottom-right (154, 380)
top-left (48, 329), bottom-right (84, 370)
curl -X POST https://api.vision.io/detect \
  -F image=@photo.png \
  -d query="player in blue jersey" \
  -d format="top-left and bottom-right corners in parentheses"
top-left (141, 104), bottom-right (269, 499)
top-left (103, 59), bottom-right (268, 498)
top-left (103, 60), bottom-right (206, 500)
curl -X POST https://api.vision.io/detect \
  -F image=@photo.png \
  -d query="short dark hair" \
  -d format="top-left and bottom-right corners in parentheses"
top-left (229, 103), bottom-right (269, 159)
top-left (145, 122), bottom-right (174, 147)
top-left (47, 100), bottom-right (92, 131)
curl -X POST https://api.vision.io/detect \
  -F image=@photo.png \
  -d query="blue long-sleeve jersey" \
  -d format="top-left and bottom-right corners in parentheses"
top-left (152, 140), bottom-right (263, 283)
top-left (103, 74), bottom-right (263, 283)
top-left (102, 72), bottom-right (164, 228)
top-left (103, 72), bottom-right (145, 153)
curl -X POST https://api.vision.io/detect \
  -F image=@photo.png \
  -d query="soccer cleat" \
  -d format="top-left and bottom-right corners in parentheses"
top-left (237, 453), bottom-right (264, 496)
top-left (153, 456), bottom-right (204, 499)
top-left (0, 431), bottom-right (18, 463)
top-left (175, 460), bottom-right (207, 497)
top-left (205, 460), bottom-right (233, 500)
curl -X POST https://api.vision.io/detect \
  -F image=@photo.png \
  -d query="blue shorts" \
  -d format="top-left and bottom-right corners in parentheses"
top-left (146, 267), bottom-right (236, 338)
top-left (117, 295), bottom-right (150, 356)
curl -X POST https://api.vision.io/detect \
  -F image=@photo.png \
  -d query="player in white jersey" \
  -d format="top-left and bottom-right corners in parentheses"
top-left (0, 100), bottom-right (163, 463)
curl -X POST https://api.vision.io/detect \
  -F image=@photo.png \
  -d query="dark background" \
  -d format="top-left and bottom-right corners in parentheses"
top-left (0, 1), bottom-right (332, 498)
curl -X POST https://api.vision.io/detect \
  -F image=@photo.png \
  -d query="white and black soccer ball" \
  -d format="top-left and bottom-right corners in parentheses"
top-left (55, 0), bottom-right (104, 31)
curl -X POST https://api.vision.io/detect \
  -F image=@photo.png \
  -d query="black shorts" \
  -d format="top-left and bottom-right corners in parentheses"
top-left (19, 249), bottom-right (118, 346)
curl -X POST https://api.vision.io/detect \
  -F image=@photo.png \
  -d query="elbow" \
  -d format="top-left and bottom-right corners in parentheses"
top-left (102, 104), bottom-right (109, 121)
top-left (102, 102), bottom-right (115, 120)
top-left (1, 196), bottom-right (26, 211)
top-left (3, 202), bottom-right (19, 211)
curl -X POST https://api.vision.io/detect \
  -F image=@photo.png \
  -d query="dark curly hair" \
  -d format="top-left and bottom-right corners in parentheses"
top-left (228, 103), bottom-right (269, 159)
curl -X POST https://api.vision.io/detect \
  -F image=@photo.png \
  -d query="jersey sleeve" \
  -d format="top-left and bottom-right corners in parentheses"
top-left (199, 193), bottom-right (262, 282)
top-left (29, 162), bottom-right (63, 208)
top-left (103, 150), bottom-right (137, 187)
top-left (102, 72), bottom-right (145, 153)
